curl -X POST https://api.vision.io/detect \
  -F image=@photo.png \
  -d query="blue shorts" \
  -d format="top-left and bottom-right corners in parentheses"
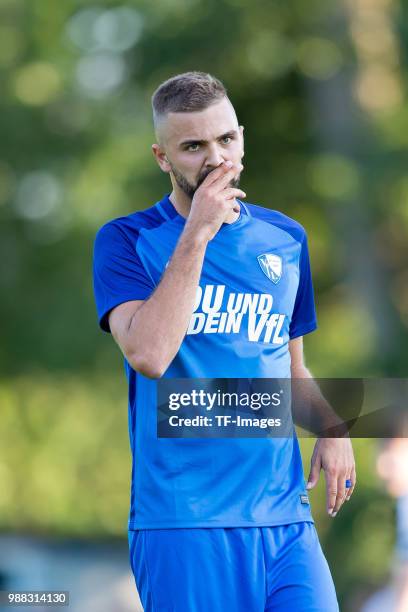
top-left (128, 521), bottom-right (339, 611)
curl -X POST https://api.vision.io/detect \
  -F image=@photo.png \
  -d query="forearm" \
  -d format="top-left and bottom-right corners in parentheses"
top-left (126, 226), bottom-right (208, 378)
top-left (291, 365), bottom-right (349, 437)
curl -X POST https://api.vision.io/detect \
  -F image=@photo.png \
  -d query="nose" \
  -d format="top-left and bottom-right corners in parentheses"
top-left (204, 143), bottom-right (226, 169)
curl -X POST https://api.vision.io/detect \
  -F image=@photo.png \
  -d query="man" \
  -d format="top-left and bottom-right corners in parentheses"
top-left (93, 71), bottom-right (356, 611)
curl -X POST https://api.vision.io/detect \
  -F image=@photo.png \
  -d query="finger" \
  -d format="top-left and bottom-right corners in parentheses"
top-left (325, 472), bottom-right (338, 516)
top-left (306, 455), bottom-right (321, 491)
top-left (222, 188), bottom-right (246, 201)
top-left (331, 473), bottom-right (348, 516)
top-left (346, 465), bottom-right (356, 501)
top-left (213, 163), bottom-right (243, 191)
top-left (201, 160), bottom-right (235, 186)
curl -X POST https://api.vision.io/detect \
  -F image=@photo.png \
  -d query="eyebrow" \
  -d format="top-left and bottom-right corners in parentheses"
top-left (179, 130), bottom-right (238, 148)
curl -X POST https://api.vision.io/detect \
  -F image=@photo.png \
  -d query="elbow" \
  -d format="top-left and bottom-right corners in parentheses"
top-left (128, 352), bottom-right (168, 379)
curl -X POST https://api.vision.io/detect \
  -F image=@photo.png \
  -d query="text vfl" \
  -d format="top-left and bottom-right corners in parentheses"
top-left (187, 285), bottom-right (286, 344)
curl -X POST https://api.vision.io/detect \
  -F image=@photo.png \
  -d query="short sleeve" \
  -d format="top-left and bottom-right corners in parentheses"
top-left (93, 222), bottom-right (154, 333)
top-left (289, 231), bottom-right (317, 339)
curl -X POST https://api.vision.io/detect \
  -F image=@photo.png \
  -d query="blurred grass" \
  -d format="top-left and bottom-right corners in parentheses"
top-left (0, 372), bottom-right (130, 537)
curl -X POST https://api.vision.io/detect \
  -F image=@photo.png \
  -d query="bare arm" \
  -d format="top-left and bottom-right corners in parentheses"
top-left (109, 230), bottom-right (208, 378)
top-left (109, 161), bottom-right (245, 378)
top-left (290, 337), bottom-right (348, 436)
top-left (290, 337), bottom-right (356, 517)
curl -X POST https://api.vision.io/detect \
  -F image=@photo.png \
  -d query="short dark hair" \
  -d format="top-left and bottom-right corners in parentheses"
top-left (152, 71), bottom-right (227, 128)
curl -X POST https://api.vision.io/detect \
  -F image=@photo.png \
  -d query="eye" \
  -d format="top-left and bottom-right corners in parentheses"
top-left (221, 136), bottom-right (232, 145)
top-left (187, 143), bottom-right (200, 152)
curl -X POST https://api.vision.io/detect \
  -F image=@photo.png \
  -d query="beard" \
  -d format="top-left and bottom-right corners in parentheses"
top-left (169, 162), bottom-right (240, 200)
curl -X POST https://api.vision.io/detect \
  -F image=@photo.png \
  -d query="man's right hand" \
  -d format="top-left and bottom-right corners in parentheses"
top-left (185, 161), bottom-right (245, 242)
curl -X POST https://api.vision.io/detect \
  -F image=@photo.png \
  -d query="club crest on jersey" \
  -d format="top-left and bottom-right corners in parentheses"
top-left (257, 254), bottom-right (282, 284)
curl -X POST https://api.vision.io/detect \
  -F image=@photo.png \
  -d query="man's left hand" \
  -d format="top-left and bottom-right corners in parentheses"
top-left (306, 437), bottom-right (356, 517)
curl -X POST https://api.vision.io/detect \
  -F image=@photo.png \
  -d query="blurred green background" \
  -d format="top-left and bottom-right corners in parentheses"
top-left (0, 0), bottom-right (407, 609)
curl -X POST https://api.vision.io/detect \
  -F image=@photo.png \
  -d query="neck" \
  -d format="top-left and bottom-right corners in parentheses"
top-left (168, 186), bottom-right (192, 219)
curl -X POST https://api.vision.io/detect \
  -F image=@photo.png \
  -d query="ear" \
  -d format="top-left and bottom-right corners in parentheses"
top-left (239, 125), bottom-right (245, 159)
top-left (152, 144), bottom-right (171, 173)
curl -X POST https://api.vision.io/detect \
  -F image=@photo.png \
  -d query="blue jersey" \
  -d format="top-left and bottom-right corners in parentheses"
top-left (93, 195), bottom-right (317, 529)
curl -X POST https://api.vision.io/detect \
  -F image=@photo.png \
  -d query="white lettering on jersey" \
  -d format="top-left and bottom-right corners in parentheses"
top-left (187, 285), bottom-right (287, 344)
top-left (202, 284), bottom-right (225, 313)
